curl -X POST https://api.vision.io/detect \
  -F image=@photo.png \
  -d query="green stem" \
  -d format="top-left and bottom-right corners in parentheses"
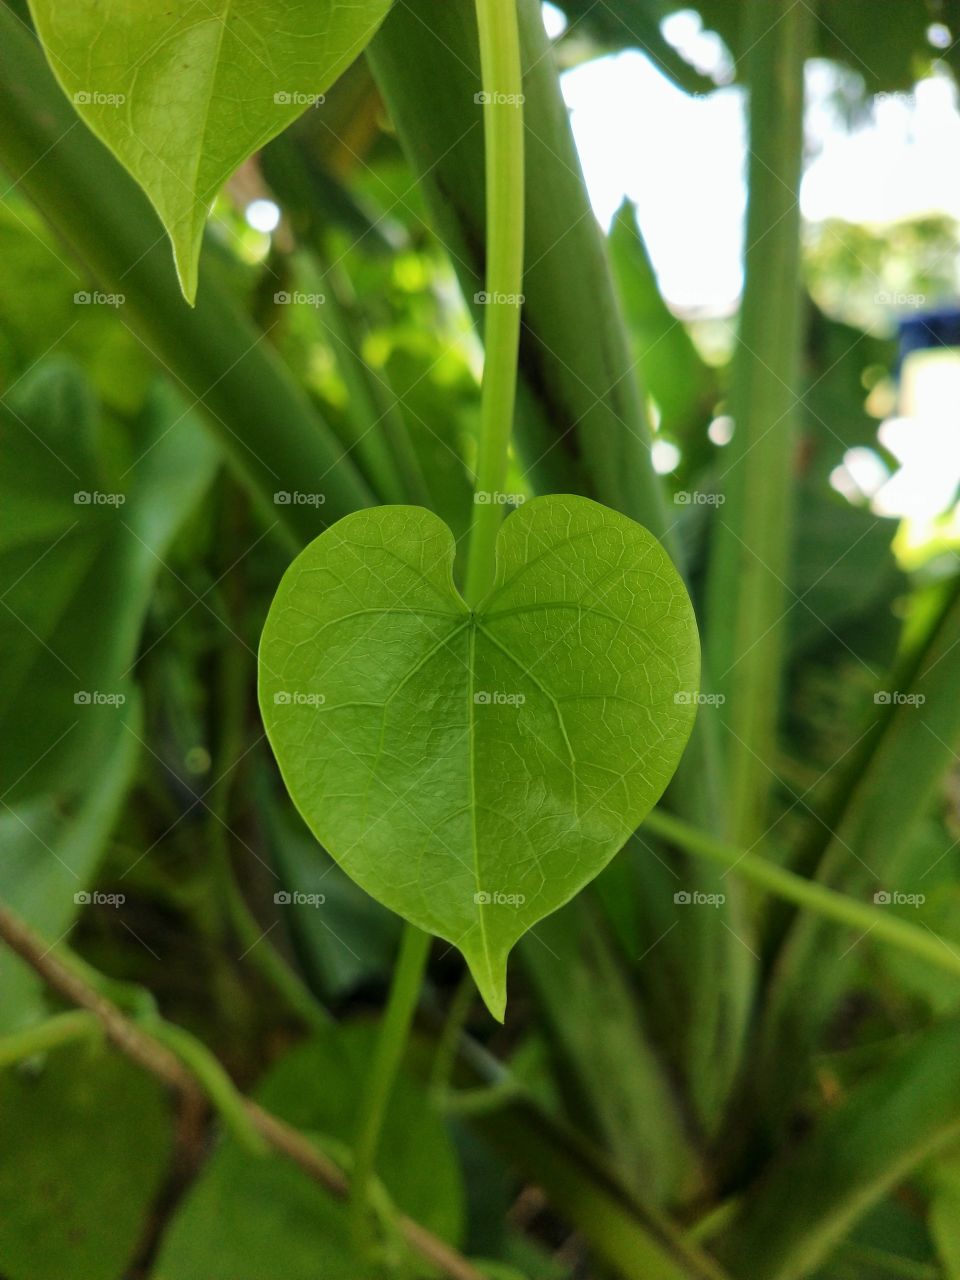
top-left (703, 0), bottom-right (811, 846)
top-left (348, 0), bottom-right (525, 1242)
top-left (0, 1010), bottom-right (100, 1068)
top-left (350, 924), bottom-right (431, 1250)
top-left (462, 0), bottom-right (525, 605)
top-left (644, 809), bottom-right (960, 984)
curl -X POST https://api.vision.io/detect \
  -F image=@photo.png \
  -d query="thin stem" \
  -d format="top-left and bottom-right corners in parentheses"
top-left (463, 0), bottom-right (525, 606)
top-left (0, 1010), bottom-right (99, 1068)
top-left (350, 924), bottom-right (432, 1249)
top-left (644, 809), bottom-right (960, 983)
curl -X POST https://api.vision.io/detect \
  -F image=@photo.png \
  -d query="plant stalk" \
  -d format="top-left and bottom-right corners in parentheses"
top-left (704, 0), bottom-right (812, 846)
top-left (644, 809), bottom-right (960, 985)
top-left (462, 0), bottom-right (525, 605)
top-left (350, 924), bottom-right (432, 1247)
top-left (350, 0), bottom-right (525, 1242)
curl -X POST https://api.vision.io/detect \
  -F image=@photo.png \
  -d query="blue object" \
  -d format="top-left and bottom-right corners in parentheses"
top-left (899, 307), bottom-right (960, 368)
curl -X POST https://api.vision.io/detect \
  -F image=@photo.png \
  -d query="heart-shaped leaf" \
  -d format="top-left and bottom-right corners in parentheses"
top-left (27, 0), bottom-right (394, 301)
top-left (259, 495), bottom-right (699, 1017)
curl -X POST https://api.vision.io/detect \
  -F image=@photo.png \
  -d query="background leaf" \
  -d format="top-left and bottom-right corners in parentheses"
top-left (27, 0), bottom-right (395, 300)
top-left (0, 1040), bottom-right (172, 1280)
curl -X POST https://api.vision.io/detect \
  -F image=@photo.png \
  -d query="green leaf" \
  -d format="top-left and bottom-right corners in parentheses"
top-left (154, 1023), bottom-right (463, 1279)
top-left (0, 695), bottom-right (141, 1035)
top-left (27, 0), bottom-right (395, 302)
top-left (609, 200), bottom-right (717, 430)
top-left (0, 11), bottom-right (374, 536)
top-left (718, 1020), bottom-right (960, 1280)
top-left (0, 1041), bottom-right (172, 1280)
top-left (0, 362), bottom-right (218, 802)
top-left (259, 494), bottom-right (699, 1018)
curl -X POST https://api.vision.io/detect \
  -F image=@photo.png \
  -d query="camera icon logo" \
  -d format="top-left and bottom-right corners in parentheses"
top-left (473, 891), bottom-right (492, 905)
top-left (274, 92), bottom-right (292, 105)
top-left (473, 691), bottom-right (491, 704)
top-left (274, 691), bottom-right (292, 705)
top-left (274, 491), bottom-right (292, 504)
top-left (73, 291), bottom-right (91, 305)
top-left (674, 891), bottom-right (692, 905)
top-left (874, 691), bottom-right (892, 704)
top-left (273, 291), bottom-right (291, 305)
top-left (273, 891), bottom-right (292, 904)
top-left (873, 890), bottom-right (892, 905)
top-left (74, 691), bottom-right (91, 704)
top-left (73, 891), bottom-right (92, 905)
top-left (74, 91), bottom-right (91, 105)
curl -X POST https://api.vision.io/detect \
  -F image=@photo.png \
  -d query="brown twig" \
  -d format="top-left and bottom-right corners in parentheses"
top-left (0, 901), bottom-right (485, 1280)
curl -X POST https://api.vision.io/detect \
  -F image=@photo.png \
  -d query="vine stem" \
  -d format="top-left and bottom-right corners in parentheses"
top-left (349, 0), bottom-right (525, 1249)
top-left (463, 0), bottom-right (525, 606)
top-left (349, 924), bottom-right (432, 1247)
top-left (643, 809), bottom-right (960, 981)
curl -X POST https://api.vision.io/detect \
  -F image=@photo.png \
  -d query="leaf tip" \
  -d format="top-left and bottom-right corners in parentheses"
top-left (171, 231), bottom-right (202, 307)
top-left (465, 947), bottom-right (509, 1023)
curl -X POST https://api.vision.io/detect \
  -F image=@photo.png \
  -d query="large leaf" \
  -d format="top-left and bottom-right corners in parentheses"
top-left (259, 494), bottom-right (699, 1017)
top-left (27, 0), bottom-right (394, 301)
top-left (153, 1023), bottom-right (463, 1278)
top-left (0, 1041), bottom-right (172, 1280)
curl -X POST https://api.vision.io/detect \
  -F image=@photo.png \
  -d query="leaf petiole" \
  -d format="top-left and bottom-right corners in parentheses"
top-left (463, 0), bottom-right (525, 606)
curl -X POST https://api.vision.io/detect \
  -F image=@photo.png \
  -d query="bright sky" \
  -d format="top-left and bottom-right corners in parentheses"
top-left (549, 5), bottom-right (960, 312)
top-left (541, 5), bottom-right (960, 526)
